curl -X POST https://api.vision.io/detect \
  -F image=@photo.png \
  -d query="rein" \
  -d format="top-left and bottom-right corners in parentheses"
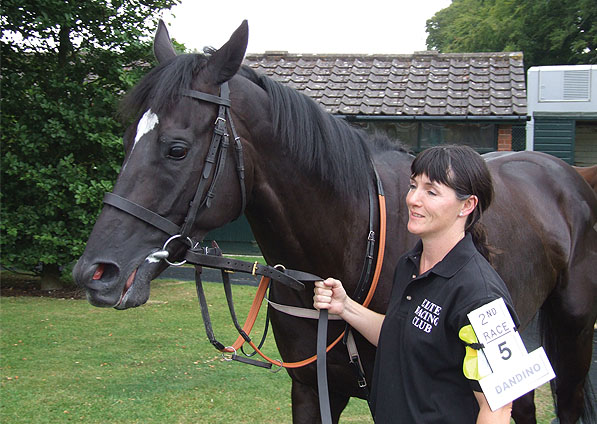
top-left (101, 82), bottom-right (387, 423)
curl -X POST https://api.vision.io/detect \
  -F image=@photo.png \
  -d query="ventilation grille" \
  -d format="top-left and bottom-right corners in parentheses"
top-left (563, 70), bottom-right (591, 100)
top-left (538, 68), bottom-right (593, 102)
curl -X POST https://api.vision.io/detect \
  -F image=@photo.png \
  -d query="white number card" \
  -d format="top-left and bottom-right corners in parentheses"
top-left (468, 298), bottom-right (555, 411)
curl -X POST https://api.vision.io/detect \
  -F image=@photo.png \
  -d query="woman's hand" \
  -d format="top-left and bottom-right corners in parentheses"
top-left (314, 277), bottom-right (385, 346)
top-left (313, 278), bottom-right (348, 316)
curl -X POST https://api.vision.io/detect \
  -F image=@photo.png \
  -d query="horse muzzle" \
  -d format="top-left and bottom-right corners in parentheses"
top-left (73, 250), bottom-right (166, 309)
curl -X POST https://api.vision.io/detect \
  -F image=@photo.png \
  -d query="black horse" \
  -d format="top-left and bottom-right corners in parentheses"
top-left (73, 21), bottom-right (597, 423)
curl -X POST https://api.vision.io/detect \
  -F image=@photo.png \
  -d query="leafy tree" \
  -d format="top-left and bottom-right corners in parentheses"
top-left (1, 0), bottom-right (180, 288)
top-left (426, 0), bottom-right (597, 69)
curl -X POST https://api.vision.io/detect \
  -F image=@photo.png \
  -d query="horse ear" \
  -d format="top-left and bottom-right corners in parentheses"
top-left (204, 20), bottom-right (249, 85)
top-left (154, 20), bottom-right (177, 63)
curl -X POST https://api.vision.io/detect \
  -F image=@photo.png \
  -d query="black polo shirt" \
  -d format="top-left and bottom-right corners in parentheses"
top-left (369, 233), bottom-right (518, 423)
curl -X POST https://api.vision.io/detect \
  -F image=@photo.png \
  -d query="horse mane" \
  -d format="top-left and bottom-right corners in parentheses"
top-left (120, 52), bottom-right (406, 198)
top-left (238, 66), bottom-right (406, 198)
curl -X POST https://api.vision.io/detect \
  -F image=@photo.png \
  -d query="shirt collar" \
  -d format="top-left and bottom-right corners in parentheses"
top-left (406, 233), bottom-right (478, 279)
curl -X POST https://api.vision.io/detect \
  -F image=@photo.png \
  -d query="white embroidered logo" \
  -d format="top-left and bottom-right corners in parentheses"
top-left (412, 298), bottom-right (442, 334)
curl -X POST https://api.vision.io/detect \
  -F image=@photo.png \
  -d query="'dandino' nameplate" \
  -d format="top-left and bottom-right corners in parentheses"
top-left (467, 298), bottom-right (555, 410)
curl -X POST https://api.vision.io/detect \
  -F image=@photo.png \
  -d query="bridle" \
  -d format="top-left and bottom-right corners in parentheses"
top-left (101, 81), bottom-right (387, 424)
top-left (103, 81), bottom-right (246, 264)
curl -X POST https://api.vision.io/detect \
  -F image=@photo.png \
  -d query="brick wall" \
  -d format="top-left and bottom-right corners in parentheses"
top-left (497, 125), bottom-right (512, 151)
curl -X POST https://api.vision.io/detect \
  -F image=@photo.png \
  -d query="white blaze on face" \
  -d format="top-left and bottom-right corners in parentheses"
top-left (123, 109), bottom-right (159, 170)
top-left (134, 109), bottom-right (159, 147)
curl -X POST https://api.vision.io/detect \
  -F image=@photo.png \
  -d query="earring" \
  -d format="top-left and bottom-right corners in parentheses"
top-left (459, 211), bottom-right (464, 216)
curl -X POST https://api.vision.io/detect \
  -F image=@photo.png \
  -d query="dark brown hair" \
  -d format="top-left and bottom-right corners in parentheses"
top-left (411, 145), bottom-right (495, 262)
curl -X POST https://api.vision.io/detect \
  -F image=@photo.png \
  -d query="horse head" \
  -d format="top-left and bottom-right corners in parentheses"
top-left (73, 20), bottom-right (256, 309)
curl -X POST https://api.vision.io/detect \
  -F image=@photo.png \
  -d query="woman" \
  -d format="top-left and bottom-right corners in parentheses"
top-left (314, 145), bottom-right (518, 423)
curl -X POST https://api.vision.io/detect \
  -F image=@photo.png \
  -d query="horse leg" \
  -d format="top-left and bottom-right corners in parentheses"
top-left (511, 391), bottom-right (536, 424)
top-left (291, 379), bottom-right (320, 423)
top-left (542, 268), bottom-right (596, 424)
top-left (290, 379), bottom-right (350, 424)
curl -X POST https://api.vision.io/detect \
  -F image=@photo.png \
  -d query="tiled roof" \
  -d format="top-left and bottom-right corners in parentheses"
top-left (244, 51), bottom-right (527, 117)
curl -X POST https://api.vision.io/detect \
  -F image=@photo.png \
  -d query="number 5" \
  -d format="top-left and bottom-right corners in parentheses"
top-left (498, 341), bottom-right (512, 360)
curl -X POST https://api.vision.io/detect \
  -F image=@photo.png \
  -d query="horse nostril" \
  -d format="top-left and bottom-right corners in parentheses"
top-left (93, 264), bottom-right (104, 280)
top-left (92, 263), bottom-right (119, 282)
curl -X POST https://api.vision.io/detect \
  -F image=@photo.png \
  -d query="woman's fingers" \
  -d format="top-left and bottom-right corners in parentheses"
top-left (315, 278), bottom-right (339, 287)
top-left (314, 280), bottom-right (333, 310)
top-left (313, 278), bottom-right (346, 312)
top-left (313, 291), bottom-right (332, 308)
top-left (314, 293), bottom-right (332, 303)
top-left (323, 278), bottom-right (341, 288)
top-left (314, 286), bottom-right (332, 296)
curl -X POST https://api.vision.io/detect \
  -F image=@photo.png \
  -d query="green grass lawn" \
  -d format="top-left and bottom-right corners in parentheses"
top-left (1, 278), bottom-right (555, 423)
top-left (1, 279), bottom-right (372, 423)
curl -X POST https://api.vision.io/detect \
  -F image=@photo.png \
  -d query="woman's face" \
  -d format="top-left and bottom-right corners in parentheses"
top-left (406, 173), bottom-right (466, 240)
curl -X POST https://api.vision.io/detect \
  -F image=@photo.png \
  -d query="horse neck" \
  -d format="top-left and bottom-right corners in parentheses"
top-left (231, 76), bottom-right (372, 285)
top-left (243, 147), bottom-right (370, 287)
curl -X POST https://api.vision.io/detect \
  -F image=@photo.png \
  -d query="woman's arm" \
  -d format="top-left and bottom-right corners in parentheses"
top-left (474, 391), bottom-right (512, 424)
top-left (313, 278), bottom-right (385, 346)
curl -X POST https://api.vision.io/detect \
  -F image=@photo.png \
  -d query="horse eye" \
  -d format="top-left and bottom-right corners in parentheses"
top-left (167, 144), bottom-right (189, 159)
